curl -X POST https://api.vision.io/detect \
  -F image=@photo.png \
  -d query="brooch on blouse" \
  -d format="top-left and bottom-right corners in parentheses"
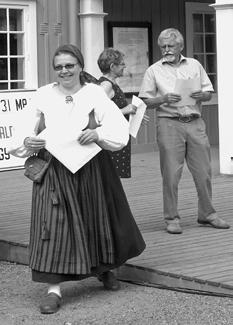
top-left (65, 95), bottom-right (73, 104)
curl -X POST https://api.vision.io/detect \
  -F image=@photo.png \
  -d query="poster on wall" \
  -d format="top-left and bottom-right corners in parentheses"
top-left (0, 90), bottom-right (36, 171)
top-left (108, 22), bottom-right (152, 94)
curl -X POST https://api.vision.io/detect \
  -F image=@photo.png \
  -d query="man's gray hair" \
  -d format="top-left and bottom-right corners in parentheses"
top-left (158, 28), bottom-right (184, 47)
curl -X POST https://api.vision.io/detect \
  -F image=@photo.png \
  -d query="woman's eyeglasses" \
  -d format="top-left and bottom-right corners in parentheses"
top-left (117, 62), bottom-right (126, 67)
top-left (54, 63), bottom-right (78, 71)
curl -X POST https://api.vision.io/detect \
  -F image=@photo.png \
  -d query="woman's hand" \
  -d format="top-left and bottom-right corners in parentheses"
top-left (78, 129), bottom-right (99, 145)
top-left (122, 104), bottom-right (137, 115)
top-left (24, 137), bottom-right (46, 151)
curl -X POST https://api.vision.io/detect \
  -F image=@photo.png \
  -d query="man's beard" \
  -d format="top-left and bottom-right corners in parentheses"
top-left (164, 53), bottom-right (176, 63)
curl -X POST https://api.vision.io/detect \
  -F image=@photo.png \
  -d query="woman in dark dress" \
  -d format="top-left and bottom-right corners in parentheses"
top-left (8, 44), bottom-right (145, 314)
top-left (98, 48), bottom-right (138, 178)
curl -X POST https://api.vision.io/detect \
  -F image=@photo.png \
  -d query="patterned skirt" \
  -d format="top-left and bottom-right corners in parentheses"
top-left (109, 138), bottom-right (131, 178)
top-left (29, 150), bottom-right (145, 284)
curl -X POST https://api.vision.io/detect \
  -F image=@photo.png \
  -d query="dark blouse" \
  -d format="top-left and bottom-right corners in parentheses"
top-left (99, 76), bottom-right (131, 178)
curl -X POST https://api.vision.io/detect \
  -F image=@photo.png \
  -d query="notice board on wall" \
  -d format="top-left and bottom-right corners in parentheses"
top-left (108, 22), bottom-right (152, 95)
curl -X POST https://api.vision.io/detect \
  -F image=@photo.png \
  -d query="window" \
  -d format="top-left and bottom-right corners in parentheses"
top-left (186, 2), bottom-right (217, 104)
top-left (0, 1), bottom-right (37, 90)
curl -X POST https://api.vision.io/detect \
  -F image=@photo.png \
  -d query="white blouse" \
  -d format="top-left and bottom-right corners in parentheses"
top-left (8, 83), bottom-right (129, 157)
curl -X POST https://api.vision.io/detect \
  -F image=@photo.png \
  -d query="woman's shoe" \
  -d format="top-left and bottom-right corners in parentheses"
top-left (98, 271), bottom-right (120, 291)
top-left (39, 292), bottom-right (61, 314)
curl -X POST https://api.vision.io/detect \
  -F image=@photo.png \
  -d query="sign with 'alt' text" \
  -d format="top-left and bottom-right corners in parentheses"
top-left (0, 90), bottom-right (36, 171)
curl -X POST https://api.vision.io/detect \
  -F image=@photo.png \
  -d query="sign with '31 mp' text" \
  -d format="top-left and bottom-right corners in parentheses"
top-left (0, 90), bottom-right (36, 171)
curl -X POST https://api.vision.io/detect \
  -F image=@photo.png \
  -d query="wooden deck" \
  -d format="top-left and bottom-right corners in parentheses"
top-left (1, 147), bottom-right (233, 296)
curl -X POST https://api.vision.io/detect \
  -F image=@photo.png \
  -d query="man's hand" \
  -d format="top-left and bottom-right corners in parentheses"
top-left (190, 91), bottom-right (212, 102)
top-left (163, 93), bottom-right (181, 104)
top-left (78, 129), bottom-right (99, 145)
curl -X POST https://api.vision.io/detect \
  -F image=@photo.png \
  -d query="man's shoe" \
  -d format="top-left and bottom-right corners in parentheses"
top-left (166, 219), bottom-right (182, 234)
top-left (39, 293), bottom-right (61, 314)
top-left (198, 217), bottom-right (230, 229)
top-left (98, 271), bottom-right (120, 291)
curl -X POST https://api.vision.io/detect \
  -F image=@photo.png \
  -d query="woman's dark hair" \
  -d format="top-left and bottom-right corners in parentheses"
top-left (52, 44), bottom-right (84, 69)
top-left (97, 48), bottom-right (124, 74)
top-left (53, 44), bottom-right (99, 85)
top-left (79, 71), bottom-right (99, 85)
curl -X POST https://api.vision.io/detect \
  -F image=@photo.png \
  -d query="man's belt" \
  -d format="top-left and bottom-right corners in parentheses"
top-left (160, 115), bottom-right (200, 123)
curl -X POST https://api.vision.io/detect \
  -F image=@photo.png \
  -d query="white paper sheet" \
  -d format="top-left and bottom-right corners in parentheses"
top-left (129, 95), bottom-right (147, 138)
top-left (173, 78), bottom-right (201, 106)
top-left (38, 128), bottom-right (101, 173)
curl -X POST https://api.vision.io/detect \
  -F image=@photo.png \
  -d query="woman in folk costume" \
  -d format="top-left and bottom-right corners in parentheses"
top-left (8, 44), bottom-right (145, 314)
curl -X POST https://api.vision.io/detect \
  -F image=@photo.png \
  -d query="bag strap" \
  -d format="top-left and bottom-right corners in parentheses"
top-left (36, 112), bottom-right (46, 135)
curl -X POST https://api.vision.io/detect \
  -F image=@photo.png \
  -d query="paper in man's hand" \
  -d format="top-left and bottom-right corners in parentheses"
top-left (173, 78), bottom-right (201, 106)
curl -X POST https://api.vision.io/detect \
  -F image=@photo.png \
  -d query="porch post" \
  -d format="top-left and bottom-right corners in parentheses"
top-left (211, 0), bottom-right (233, 174)
top-left (68, 0), bottom-right (80, 46)
top-left (79, 0), bottom-right (107, 77)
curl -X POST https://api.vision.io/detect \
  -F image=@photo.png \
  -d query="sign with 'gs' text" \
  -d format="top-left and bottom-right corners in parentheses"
top-left (0, 90), bottom-right (36, 171)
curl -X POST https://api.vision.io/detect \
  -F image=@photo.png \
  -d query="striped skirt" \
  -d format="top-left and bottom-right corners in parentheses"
top-left (29, 150), bottom-right (145, 283)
